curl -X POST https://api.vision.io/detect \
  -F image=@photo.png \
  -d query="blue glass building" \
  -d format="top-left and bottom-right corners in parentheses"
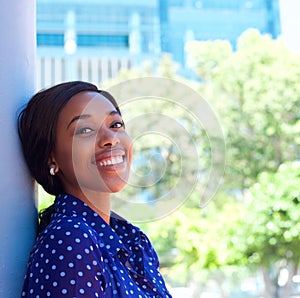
top-left (36, 0), bottom-right (281, 86)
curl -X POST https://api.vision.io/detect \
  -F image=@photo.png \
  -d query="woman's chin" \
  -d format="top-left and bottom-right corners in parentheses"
top-left (108, 182), bottom-right (128, 193)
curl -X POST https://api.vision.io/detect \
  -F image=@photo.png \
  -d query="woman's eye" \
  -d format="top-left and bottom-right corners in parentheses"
top-left (76, 127), bottom-right (94, 135)
top-left (111, 121), bottom-right (125, 129)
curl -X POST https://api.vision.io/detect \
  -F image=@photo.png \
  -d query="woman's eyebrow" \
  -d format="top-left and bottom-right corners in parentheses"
top-left (108, 110), bottom-right (120, 116)
top-left (67, 114), bottom-right (90, 129)
top-left (67, 110), bottom-right (120, 129)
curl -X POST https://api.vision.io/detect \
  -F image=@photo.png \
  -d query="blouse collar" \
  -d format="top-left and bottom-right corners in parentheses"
top-left (53, 193), bottom-right (142, 258)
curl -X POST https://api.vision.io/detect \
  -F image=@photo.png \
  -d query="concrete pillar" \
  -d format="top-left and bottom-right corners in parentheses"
top-left (129, 12), bottom-right (142, 55)
top-left (0, 1), bottom-right (37, 297)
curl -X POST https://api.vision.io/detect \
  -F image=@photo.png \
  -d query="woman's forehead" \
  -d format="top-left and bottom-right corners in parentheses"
top-left (55, 91), bottom-right (118, 130)
top-left (63, 91), bottom-right (116, 115)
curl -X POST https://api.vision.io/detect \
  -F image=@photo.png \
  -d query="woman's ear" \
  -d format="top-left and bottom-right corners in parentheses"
top-left (48, 156), bottom-right (59, 176)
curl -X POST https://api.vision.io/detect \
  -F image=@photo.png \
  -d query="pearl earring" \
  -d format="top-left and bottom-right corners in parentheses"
top-left (50, 167), bottom-right (55, 176)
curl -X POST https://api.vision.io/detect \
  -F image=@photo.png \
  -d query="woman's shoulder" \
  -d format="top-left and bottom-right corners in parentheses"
top-left (37, 214), bottom-right (99, 249)
top-left (28, 214), bottom-right (105, 269)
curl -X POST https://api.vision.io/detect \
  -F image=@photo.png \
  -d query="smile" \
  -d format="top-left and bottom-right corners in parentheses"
top-left (97, 155), bottom-right (124, 167)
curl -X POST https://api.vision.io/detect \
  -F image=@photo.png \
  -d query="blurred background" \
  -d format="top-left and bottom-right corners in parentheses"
top-left (36, 1), bottom-right (300, 297)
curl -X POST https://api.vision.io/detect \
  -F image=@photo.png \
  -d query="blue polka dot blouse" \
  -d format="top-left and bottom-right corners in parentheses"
top-left (21, 194), bottom-right (172, 297)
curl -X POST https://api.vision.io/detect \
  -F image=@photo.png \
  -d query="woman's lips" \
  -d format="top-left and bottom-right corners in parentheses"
top-left (94, 149), bottom-right (126, 169)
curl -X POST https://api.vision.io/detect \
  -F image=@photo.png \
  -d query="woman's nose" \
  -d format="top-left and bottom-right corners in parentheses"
top-left (97, 128), bottom-right (120, 148)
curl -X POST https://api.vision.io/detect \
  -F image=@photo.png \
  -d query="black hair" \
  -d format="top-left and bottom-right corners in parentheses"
top-left (18, 81), bottom-right (120, 234)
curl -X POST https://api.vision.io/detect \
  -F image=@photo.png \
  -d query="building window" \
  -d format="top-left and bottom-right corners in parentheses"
top-left (37, 33), bottom-right (64, 46)
top-left (77, 34), bottom-right (129, 47)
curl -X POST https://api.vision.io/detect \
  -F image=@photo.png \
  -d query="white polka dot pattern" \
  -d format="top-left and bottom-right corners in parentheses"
top-left (21, 194), bottom-right (172, 297)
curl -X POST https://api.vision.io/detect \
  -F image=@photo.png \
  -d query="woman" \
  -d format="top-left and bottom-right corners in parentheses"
top-left (18, 81), bottom-right (172, 297)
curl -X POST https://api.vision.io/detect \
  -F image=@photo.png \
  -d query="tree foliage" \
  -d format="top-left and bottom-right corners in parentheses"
top-left (187, 29), bottom-right (300, 189)
top-left (243, 162), bottom-right (300, 266)
top-left (224, 162), bottom-right (300, 297)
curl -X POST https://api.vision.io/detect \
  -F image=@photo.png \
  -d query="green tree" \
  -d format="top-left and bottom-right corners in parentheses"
top-left (187, 29), bottom-right (300, 189)
top-left (224, 162), bottom-right (300, 298)
top-left (185, 29), bottom-right (300, 296)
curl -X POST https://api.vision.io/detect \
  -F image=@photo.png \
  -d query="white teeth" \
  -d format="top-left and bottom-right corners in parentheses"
top-left (98, 156), bottom-right (123, 167)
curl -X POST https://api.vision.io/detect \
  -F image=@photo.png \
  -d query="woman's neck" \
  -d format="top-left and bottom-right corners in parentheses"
top-left (66, 188), bottom-right (111, 224)
top-left (83, 197), bottom-right (111, 224)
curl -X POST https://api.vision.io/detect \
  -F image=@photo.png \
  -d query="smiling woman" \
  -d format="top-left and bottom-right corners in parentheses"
top-left (18, 81), bottom-right (172, 298)
top-left (49, 91), bottom-right (133, 223)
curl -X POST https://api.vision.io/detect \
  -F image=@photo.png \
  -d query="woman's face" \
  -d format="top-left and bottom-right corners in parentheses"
top-left (51, 91), bottom-right (133, 197)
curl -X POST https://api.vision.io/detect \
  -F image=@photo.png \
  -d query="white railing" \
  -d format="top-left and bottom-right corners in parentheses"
top-left (36, 56), bottom-right (132, 90)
